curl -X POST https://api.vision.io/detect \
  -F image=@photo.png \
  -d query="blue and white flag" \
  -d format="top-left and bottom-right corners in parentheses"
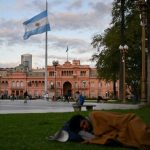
top-left (23, 10), bottom-right (50, 40)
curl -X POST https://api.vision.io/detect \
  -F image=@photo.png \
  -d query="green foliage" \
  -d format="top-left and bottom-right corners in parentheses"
top-left (0, 107), bottom-right (150, 150)
top-left (91, 0), bottom-right (141, 98)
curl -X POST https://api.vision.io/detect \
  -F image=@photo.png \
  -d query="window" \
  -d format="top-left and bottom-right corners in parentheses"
top-left (16, 81), bottom-right (20, 87)
top-left (20, 81), bottom-right (24, 87)
top-left (62, 71), bottom-right (73, 76)
top-left (35, 81), bottom-right (38, 87)
top-left (106, 82), bottom-right (110, 88)
top-left (57, 82), bottom-right (60, 88)
top-left (28, 81), bottom-right (32, 87)
top-left (12, 81), bottom-right (15, 87)
top-left (49, 71), bottom-right (54, 76)
top-left (82, 81), bottom-right (86, 88)
top-left (80, 71), bottom-right (86, 76)
top-left (99, 82), bottom-right (102, 88)
top-left (116, 82), bottom-right (118, 87)
top-left (91, 81), bottom-right (94, 88)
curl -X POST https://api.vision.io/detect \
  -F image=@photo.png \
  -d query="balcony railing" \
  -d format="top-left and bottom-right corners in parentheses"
top-left (10, 86), bottom-right (25, 90)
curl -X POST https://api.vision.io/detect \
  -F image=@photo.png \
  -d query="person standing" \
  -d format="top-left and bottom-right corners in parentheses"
top-left (78, 93), bottom-right (85, 105)
top-left (75, 91), bottom-right (84, 105)
top-left (74, 91), bottom-right (80, 103)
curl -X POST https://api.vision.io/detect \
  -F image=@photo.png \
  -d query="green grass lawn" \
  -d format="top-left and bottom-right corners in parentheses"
top-left (0, 106), bottom-right (150, 150)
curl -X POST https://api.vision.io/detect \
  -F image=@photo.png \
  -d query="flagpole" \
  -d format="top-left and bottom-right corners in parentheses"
top-left (66, 46), bottom-right (68, 62)
top-left (45, 0), bottom-right (48, 96)
top-left (67, 51), bottom-right (68, 62)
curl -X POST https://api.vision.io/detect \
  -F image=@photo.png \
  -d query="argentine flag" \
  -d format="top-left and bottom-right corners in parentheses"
top-left (23, 10), bottom-right (50, 40)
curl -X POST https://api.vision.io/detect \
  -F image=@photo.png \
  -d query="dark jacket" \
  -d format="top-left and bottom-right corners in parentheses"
top-left (62, 121), bottom-right (83, 142)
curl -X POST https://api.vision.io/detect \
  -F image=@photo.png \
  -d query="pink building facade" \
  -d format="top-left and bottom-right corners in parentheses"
top-left (0, 60), bottom-right (119, 99)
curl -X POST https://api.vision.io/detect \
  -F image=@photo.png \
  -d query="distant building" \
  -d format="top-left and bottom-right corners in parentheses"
top-left (21, 54), bottom-right (32, 71)
top-left (0, 54), bottom-right (119, 100)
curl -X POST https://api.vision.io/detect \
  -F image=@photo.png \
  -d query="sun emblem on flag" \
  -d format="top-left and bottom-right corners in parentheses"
top-left (35, 22), bottom-right (40, 27)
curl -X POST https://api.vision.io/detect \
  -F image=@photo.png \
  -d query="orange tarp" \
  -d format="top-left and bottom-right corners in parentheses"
top-left (87, 111), bottom-right (150, 150)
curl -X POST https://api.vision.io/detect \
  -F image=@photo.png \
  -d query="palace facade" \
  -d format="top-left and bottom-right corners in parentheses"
top-left (0, 57), bottom-right (119, 100)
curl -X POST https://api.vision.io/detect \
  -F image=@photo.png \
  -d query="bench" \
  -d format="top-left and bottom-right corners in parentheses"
top-left (72, 104), bottom-right (96, 111)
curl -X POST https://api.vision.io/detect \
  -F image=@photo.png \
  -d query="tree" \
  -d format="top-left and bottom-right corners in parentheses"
top-left (91, 0), bottom-right (141, 100)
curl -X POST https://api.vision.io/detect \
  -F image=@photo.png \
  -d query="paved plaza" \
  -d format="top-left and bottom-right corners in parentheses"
top-left (0, 99), bottom-right (140, 114)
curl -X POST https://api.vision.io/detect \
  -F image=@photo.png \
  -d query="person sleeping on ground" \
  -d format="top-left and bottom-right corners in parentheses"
top-left (49, 111), bottom-right (150, 150)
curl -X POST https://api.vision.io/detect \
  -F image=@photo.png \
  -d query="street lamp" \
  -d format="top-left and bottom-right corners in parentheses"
top-left (82, 81), bottom-right (86, 96)
top-left (138, 0), bottom-right (147, 104)
top-left (0, 74), bottom-right (1, 98)
top-left (119, 0), bottom-right (126, 101)
top-left (52, 60), bottom-right (59, 101)
top-left (119, 44), bottom-right (128, 102)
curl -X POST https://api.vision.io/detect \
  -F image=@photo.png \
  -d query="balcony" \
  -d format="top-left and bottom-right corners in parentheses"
top-left (10, 86), bottom-right (25, 90)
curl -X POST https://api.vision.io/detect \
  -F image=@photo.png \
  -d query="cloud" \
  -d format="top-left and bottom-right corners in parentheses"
top-left (0, 0), bottom-right (113, 68)
top-left (51, 3), bottom-right (112, 31)
top-left (0, 0), bottom-right (112, 44)
top-left (0, 62), bottom-right (19, 68)
top-left (67, 0), bottom-right (84, 9)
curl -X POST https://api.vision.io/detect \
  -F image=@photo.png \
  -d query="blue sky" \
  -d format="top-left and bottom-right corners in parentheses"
top-left (0, 0), bottom-right (113, 68)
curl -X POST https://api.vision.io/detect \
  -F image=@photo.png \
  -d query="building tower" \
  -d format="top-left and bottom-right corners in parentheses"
top-left (21, 54), bottom-right (32, 71)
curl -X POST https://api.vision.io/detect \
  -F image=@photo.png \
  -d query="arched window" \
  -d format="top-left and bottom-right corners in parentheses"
top-left (16, 81), bottom-right (20, 87)
top-left (91, 81), bottom-right (94, 88)
top-left (99, 82), bottom-right (102, 88)
top-left (82, 81), bottom-right (86, 88)
top-left (12, 81), bottom-right (16, 87)
top-left (20, 81), bottom-right (24, 87)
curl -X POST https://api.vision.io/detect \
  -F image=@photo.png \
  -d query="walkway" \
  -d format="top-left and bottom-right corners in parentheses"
top-left (0, 99), bottom-right (140, 114)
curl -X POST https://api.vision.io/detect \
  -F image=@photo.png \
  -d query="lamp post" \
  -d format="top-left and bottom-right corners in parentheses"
top-left (52, 60), bottom-right (59, 101)
top-left (147, 0), bottom-right (150, 104)
top-left (119, 0), bottom-right (125, 101)
top-left (26, 72), bottom-right (28, 95)
top-left (82, 81), bottom-right (86, 96)
top-left (138, 0), bottom-right (147, 104)
top-left (119, 44), bottom-right (128, 102)
top-left (0, 74), bottom-right (1, 98)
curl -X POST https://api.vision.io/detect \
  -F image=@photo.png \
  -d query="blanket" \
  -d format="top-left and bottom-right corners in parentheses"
top-left (87, 111), bottom-right (150, 150)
